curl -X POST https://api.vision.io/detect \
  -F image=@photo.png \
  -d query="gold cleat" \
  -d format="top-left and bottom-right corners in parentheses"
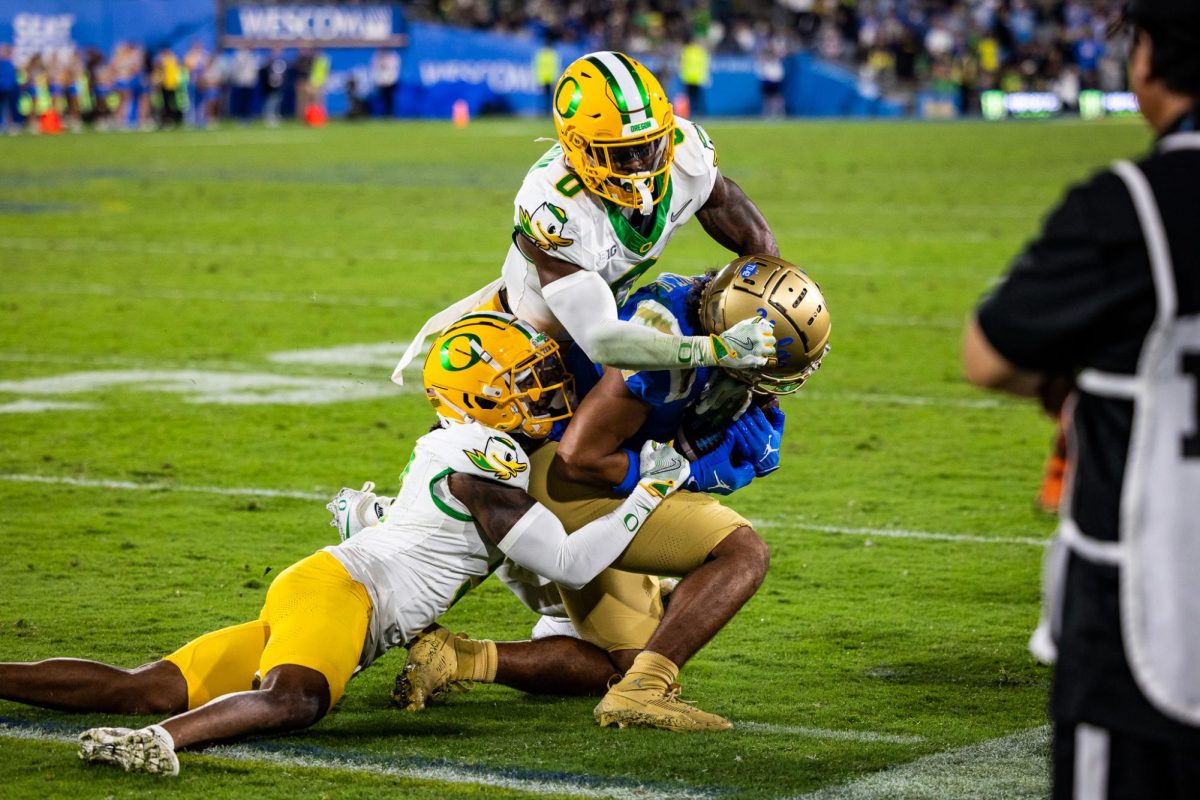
top-left (392, 625), bottom-right (470, 711)
top-left (594, 680), bottom-right (732, 732)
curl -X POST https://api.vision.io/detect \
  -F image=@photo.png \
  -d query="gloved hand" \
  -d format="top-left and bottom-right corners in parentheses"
top-left (712, 316), bottom-right (776, 369)
top-left (327, 481), bottom-right (392, 541)
top-left (730, 405), bottom-right (785, 477)
top-left (684, 431), bottom-right (756, 495)
top-left (690, 317), bottom-right (776, 369)
top-left (636, 440), bottom-right (690, 498)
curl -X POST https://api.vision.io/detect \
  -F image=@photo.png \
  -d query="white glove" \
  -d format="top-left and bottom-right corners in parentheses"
top-left (327, 481), bottom-right (393, 541)
top-left (689, 317), bottom-right (776, 369)
top-left (636, 440), bottom-right (690, 499)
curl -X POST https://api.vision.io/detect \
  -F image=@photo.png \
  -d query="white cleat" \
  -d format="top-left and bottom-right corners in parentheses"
top-left (79, 725), bottom-right (180, 776)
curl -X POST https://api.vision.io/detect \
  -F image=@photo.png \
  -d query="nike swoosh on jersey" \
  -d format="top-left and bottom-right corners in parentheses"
top-left (669, 199), bottom-right (694, 223)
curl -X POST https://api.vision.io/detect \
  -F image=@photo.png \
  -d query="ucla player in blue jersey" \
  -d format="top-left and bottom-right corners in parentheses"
top-left (397, 255), bottom-right (832, 732)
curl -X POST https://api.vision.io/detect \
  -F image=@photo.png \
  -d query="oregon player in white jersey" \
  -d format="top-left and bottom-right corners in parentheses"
top-left (0, 312), bottom-right (688, 776)
top-left (394, 51), bottom-right (780, 381)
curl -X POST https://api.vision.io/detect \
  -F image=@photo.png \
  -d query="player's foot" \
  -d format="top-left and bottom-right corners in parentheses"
top-left (393, 625), bottom-right (470, 711)
top-left (79, 725), bottom-right (180, 776)
top-left (594, 679), bottom-right (731, 732)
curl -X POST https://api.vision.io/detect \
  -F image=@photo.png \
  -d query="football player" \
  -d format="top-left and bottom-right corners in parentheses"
top-left (394, 51), bottom-right (780, 384)
top-left (0, 312), bottom-right (688, 775)
top-left (395, 256), bottom-right (832, 732)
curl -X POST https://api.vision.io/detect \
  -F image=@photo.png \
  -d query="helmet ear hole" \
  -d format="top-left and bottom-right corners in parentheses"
top-left (474, 398), bottom-right (496, 410)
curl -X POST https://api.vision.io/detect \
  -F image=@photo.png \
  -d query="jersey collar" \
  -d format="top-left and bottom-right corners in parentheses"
top-left (601, 175), bottom-right (674, 256)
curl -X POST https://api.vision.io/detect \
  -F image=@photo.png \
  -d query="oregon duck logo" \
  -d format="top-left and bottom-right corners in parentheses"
top-left (464, 436), bottom-right (528, 481)
top-left (519, 202), bottom-right (574, 251)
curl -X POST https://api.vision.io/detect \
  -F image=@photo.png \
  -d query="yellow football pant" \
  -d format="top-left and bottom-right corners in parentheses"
top-left (164, 551), bottom-right (371, 709)
top-left (526, 442), bottom-right (749, 652)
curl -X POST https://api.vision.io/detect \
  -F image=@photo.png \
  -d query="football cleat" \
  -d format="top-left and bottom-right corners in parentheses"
top-left (79, 725), bottom-right (180, 776)
top-left (594, 680), bottom-right (732, 733)
top-left (392, 625), bottom-right (470, 712)
top-left (327, 481), bottom-right (392, 541)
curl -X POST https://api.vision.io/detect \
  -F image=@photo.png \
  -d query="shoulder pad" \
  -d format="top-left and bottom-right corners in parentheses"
top-left (513, 167), bottom-right (604, 270)
top-left (671, 117), bottom-right (719, 179)
top-left (423, 423), bottom-right (532, 488)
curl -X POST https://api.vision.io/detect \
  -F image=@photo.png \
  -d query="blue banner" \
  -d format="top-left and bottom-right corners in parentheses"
top-left (224, 4), bottom-right (406, 47)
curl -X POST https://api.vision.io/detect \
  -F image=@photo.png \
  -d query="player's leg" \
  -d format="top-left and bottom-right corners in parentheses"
top-left (395, 570), bottom-right (656, 710)
top-left (0, 659), bottom-right (186, 715)
top-left (80, 552), bottom-right (371, 774)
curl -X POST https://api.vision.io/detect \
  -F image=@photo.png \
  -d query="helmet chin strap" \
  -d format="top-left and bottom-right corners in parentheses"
top-left (635, 180), bottom-right (653, 214)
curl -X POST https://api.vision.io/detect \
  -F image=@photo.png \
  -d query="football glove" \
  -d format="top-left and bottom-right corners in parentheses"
top-left (327, 481), bottom-right (393, 541)
top-left (709, 316), bottom-right (777, 369)
top-left (636, 440), bottom-right (690, 499)
top-left (684, 431), bottom-right (755, 496)
top-left (730, 405), bottom-right (785, 477)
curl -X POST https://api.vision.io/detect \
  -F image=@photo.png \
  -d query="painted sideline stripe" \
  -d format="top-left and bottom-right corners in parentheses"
top-left (735, 722), bottom-right (923, 745)
top-left (0, 719), bottom-right (716, 800)
top-left (751, 518), bottom-right (1049, 548)
top-left (791, 726), bottom-right (1049, 800)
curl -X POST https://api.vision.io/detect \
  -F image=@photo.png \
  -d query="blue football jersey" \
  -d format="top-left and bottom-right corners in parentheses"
top-left (562, 272), bottom-right (714, 446)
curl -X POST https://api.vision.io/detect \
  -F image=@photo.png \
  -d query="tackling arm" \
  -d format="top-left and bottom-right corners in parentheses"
top-left (694, 173), bottom-right (779, 258)
top-left (555, 367), bottom-right (651, 487)
top-left (520, 236), bottom-right (774, 371)
top-left (448, 442), bottom-right (688, 590)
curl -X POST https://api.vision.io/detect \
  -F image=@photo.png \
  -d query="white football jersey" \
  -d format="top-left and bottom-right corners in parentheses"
top-left (325, 422), bottom-right (530, 669)
top-left (501, 116), bottom-right (721, 340)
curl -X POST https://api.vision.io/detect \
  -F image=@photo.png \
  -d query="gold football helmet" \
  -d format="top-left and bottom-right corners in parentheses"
top-left (423, 312), bottom-right (574, 438)
top-left (699, 255), bottom-right (831, 395)
top-left (553, 51), bottom-right (675, 212)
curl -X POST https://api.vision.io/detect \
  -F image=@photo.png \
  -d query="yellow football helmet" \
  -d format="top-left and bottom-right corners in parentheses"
top-left (700, 255), bottom-right (831, 395)
top-left (423, 312), bottom-right (574, 438)
top-left (553, 51), bottom-right (675, 212)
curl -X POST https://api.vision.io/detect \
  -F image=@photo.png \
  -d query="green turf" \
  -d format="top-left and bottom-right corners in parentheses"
top-left (0, 117), bottom-right (1151, 799)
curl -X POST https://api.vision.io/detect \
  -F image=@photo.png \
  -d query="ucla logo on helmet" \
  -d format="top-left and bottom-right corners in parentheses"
top-left (740, 262), bottom-right (759, 280)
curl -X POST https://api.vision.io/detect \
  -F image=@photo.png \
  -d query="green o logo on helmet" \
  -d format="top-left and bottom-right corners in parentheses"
top-left (556, 77), bottom-right (582, 119)
top-left (439, 333), bottom-right (483, 372)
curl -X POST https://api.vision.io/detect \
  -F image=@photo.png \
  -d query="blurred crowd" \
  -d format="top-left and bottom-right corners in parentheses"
top-left (0, 0), bottom-right (1134, 132)
top-left (0, 40), bottom-right (411, 134)
top-left (413, 0), bottom-right (1133, 113)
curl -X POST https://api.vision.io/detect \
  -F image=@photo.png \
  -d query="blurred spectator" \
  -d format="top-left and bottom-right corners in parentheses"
top-left (755, 27), bottom-right (787, 118)
top-left (229, 47), bottom-right (257, 124)
top-left (0, 44), bottom-right (19, 134)
top-left (533, 35), bottom-right (560, 116)
top-left (370, 47), bottom-right (401, 118)
top-left (154, 46), bottom-right (184, 129)
top-left (259, 48), bottom-right (287, 127)
top-left (679, 34), bottom-right (709, 116)
top-left (182, 40), bottom-right (209, 127)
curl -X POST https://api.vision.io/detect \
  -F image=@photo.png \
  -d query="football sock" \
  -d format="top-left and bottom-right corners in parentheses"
top-left (620, 650), bottom-right (679, 690)
top-left (455, 638), bottom-right (497, 683)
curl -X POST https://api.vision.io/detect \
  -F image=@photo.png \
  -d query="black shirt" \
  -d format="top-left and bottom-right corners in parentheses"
top-left (976, 108), bottom-right (1200, 740)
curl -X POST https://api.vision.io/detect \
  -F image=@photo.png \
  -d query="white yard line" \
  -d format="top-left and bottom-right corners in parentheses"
top-left (797, 390), bottom-right (1009, 410)
top-left (751, 518), bottom-right (1049, 547)
top-left (0, 721), bottom-right (713, 800)
top-left (0, 281), bottom-right (422, 309)
top-left (790, 726), bottom-right (1050, 800)
top-left (0, 473), bottom-right (329, 502)
top-left (735, 722), bottom-right (923, 745)
top-left (0, 474), bottom-right (1049, 548)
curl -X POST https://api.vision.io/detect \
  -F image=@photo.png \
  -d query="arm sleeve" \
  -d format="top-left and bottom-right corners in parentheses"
top-left (495, 485), bottom-right (661, 590)
top-left (542, 270), bottom-right (711, 369)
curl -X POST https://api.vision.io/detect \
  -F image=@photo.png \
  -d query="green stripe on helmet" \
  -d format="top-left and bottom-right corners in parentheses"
top-left (611, 52), bottom-right (651, 113)
top-left (585, 55), bottom-right (631, 125)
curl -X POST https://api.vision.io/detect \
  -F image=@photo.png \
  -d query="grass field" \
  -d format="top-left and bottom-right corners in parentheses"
top-left (0, 116), bottom-right (1150, 799)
